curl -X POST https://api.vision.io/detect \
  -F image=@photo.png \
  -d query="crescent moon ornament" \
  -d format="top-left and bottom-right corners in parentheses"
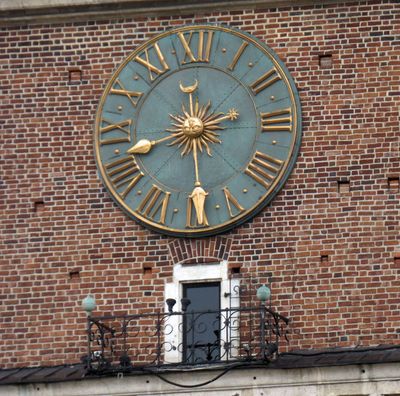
top-left (179, 79), bottom-right (199, 94)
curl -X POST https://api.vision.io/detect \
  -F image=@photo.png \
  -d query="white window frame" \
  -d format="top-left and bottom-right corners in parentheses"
top-left (163, 260), bottom-right (240, 363)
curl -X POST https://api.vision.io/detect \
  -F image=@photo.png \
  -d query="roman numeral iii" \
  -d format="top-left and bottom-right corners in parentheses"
top-left (178, 30), bottom-right (214, 64)
top-left (245, 151), bottom-right (283, 188)
top-left (261, 108), bottom-right (292, 132)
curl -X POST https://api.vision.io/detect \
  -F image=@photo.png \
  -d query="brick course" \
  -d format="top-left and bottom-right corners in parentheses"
top-left (0, 0), bottom-right (399, 368)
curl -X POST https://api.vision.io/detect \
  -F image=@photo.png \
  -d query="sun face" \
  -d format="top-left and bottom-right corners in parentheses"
top-left (166, 97), bottom-right (239, 157)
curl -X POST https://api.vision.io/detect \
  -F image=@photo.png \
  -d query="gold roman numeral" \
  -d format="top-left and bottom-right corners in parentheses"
top-left (110, 79), bottom-right (143, 107)
top-left (105, 156), bottom-right (144, 199)
top-left (134, 42), bottom-right (169, 81)
top-left (223, 187), bottom-right (245, 218)
top-left (186, 196), bottom-right (209, 228)
top-left (250, 67), bottom-right (281, 95)
top-left (137, 184), bottom-right (171, 224)
top-left (261, 108), bottom-right (292, 132)
top-left (245, 151), bottom-right (283, 188)
top-left (227, 41), bottom-right (249, 71)
top-left (100, 118), bottom-right (131, 145)
top-left (178, 30), bottom-right (214, 64)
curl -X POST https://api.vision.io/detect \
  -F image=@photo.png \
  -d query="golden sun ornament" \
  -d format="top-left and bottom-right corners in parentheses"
top-left (166, 95), bottom-right (239, 157)
top-left (127, 80), bottom-right (239, 226)
top-left (127, 80), bottom-right (239, 157)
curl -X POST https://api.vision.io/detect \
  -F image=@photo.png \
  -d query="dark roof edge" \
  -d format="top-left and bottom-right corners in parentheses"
top-left (271, 344), bottom-right (400, 369)
top-left (0, 0), bottom-right (355, 26)
top-left (2, 344), bottom-right (400, 386)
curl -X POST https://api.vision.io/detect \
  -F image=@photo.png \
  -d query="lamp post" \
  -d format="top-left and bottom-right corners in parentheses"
top-left (82, 294), bottom-right (96, 370)
top-left (256, 285), bottom-right (271, 360)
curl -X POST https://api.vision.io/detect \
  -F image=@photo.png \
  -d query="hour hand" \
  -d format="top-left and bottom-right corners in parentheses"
top-left (127, 135), bottom-right (174, 154)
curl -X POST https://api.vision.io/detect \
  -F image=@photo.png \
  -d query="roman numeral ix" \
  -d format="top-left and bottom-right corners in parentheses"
top-left (100, 118), bottom-right (132, 145)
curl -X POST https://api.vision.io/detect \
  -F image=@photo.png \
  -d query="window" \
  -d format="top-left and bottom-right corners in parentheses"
top-left (164, 261), bottom-right (239, 364)
top-left (182, 282), bottom-right (221, 363)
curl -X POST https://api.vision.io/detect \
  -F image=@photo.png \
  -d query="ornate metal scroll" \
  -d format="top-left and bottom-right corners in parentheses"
top-left (85, 305), bottom-right (289, 374)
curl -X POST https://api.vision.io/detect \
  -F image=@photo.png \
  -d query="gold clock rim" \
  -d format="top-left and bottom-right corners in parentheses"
top-left (94, 24), bottom-right (301, 237)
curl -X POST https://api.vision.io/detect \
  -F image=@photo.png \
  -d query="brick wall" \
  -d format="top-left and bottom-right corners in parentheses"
top-left (0, 0), bottom-right (399, 368)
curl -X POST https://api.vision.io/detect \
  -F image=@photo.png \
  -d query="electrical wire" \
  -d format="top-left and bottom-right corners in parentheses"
top-left (141, 362), bottom-right (267, 388)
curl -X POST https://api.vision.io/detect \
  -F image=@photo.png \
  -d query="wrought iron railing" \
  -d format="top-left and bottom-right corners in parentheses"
top-left (85, 305), bottom-right (289, 373)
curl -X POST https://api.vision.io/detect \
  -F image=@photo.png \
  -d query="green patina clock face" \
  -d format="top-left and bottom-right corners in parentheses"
top-left (94, 25), bottom-right (302, 237)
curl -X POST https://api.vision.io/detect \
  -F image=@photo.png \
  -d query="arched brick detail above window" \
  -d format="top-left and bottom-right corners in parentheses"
top-left (168, 237), bottom-right (233, 265)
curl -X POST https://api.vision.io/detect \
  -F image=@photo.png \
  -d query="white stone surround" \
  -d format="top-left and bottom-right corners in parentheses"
top-left (163, 260), bottom-right (240, 363)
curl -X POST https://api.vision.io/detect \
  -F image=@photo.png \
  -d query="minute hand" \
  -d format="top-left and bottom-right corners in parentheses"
top-left (189, 140), bottom-right (208, 226)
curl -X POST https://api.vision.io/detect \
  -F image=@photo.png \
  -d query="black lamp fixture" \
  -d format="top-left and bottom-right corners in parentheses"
top-left (166, 298), bottom-right (176, 313)
top-left (180, 298), bottom-right (191, 312)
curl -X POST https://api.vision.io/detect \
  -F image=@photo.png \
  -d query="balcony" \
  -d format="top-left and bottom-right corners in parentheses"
top-left (84, 298), bottom-right (289, 374)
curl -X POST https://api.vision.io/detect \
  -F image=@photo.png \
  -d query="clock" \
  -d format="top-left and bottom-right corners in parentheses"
top-left (94, 25), bottom-right (302, 237)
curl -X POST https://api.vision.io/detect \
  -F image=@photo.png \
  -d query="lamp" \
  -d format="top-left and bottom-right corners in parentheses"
top-left (166, 298), bottom-right (176, 313)
top-left (181, 298), bottom-right (191, 312)
top-left (256, 285), bottom-right (271, 304)
top-left (82, 294), bottom-right (96, 316)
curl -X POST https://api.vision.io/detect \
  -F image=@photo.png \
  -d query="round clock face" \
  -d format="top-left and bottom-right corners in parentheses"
top-left (94, 25), bottom-right (302, 237)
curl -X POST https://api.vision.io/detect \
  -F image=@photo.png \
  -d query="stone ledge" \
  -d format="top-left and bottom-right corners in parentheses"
top-left (2, 345), bottom-right (400, 385)
top-left (0, 0), bottom-right (353, 26)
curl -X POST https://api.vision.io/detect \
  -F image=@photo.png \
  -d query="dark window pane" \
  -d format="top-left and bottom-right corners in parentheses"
top-left (182, 282), bottom-right (220, 364)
